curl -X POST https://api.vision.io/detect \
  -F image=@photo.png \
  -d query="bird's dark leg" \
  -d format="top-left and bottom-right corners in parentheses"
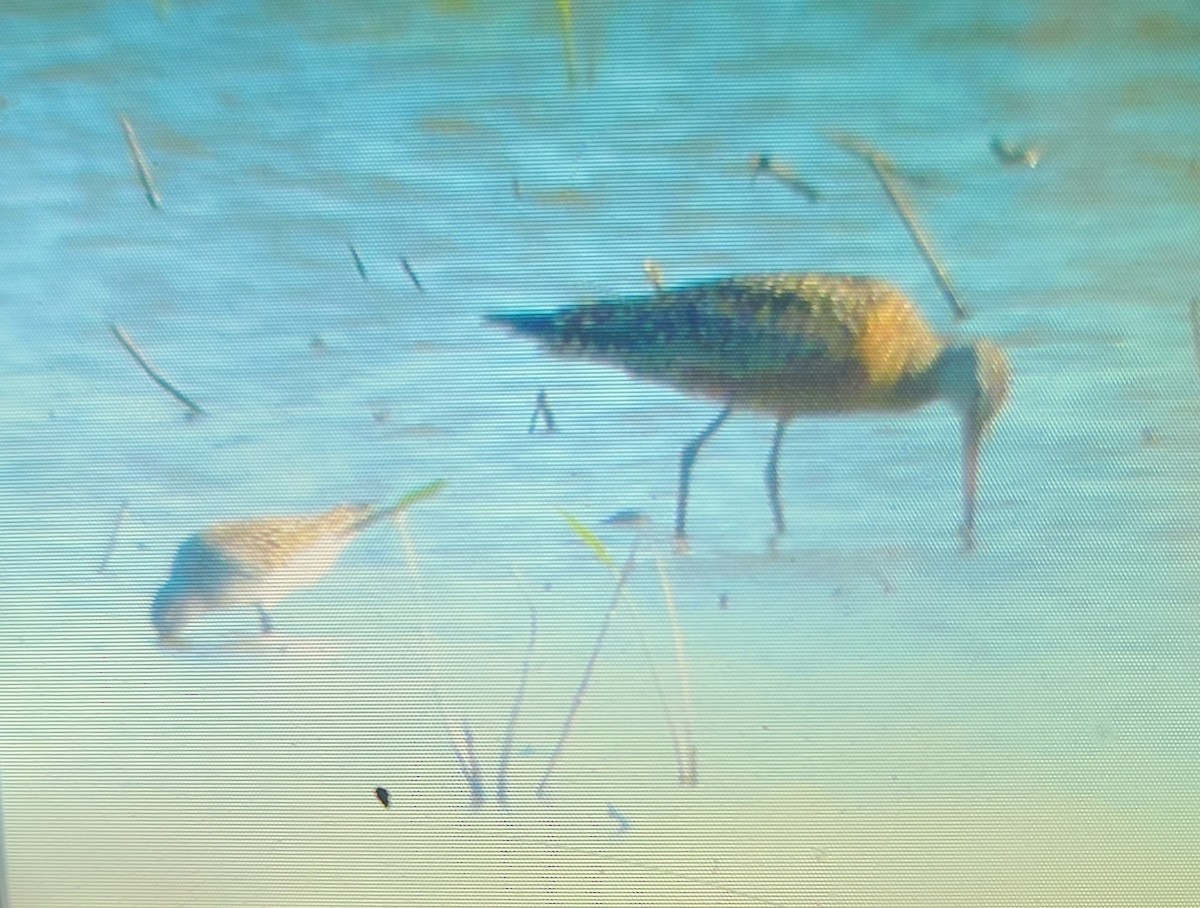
top-left (676, 403), bottom-right (733, 544)
top-left (764, 420), bottom-right (788, 534)
top-left (256, 604), bottom-right (273, 635)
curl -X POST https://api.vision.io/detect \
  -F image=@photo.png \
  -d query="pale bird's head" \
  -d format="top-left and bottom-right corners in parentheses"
top-left (150, 581), bottom-right (196, 644)
top-left (149, 534), bottom-right (242, 645)
top-left (935, 341), bottom-right (1011, 547)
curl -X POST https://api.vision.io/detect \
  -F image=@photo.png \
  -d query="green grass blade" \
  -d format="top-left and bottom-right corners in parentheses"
top-left (556, 0), bottom-right (577, 86)
top-left (396, 479), bottom-right (447, 509)
top-left (561, 510), bottom-right (614, 569)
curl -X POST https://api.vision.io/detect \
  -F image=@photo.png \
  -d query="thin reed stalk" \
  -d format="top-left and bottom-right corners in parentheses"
top-left (614, 581), bottom-right (687, 785)
top-left (655, 555), bottom-right (697, 786)
top-left (119, 114), bottom-right (161, 209)
top-left (108, 323), bottom-right (206, 417)
top-left (1189, 299), bottom-right (1200, 376)
top-left (0, 761), bottom-right (8, 908)
top-left (497, 572), bottom-right (538, 806)
top-left (349, 244), bottom-right (368, 281)
top-left (400, 257), bottom-right (424, 292)
top-left (397, 514), bottom-right (485, 808)
top-left (96, 498), bottom-right (129, 574)
top-left (827, 131), bottom-right (967, 320)
top-left (461, 721), bottom-right (485, 807)
top-left (556, 0), bottom-right (577, 86)
top-left (536, 544), bottom-right (638, 799)
top-left (528, 390), bottom-right (556, 434)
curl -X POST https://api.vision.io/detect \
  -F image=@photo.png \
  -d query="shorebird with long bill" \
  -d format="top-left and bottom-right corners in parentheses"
top-left (489, 274), bottom-right (1009, 549)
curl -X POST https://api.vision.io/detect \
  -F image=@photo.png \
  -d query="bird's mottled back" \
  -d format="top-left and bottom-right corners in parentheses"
top-left (489, 274), bottom-right (944, 416)
top-left (203, 504), bottom-right (371, 573)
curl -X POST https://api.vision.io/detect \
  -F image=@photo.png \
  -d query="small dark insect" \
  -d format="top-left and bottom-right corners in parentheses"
top-left (374, 787), bottom-right (390, 808)
top-left (718, 592), bottom-right (729, 610)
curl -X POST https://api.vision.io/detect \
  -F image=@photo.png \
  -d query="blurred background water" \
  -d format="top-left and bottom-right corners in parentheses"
top-left (2, 0), bottom-right (1200, 904)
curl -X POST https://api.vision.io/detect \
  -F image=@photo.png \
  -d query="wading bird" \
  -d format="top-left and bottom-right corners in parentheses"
top-left (151, 500), bottom-right (415, 644)
top-left (489, 274), bottom-right (1009, 548)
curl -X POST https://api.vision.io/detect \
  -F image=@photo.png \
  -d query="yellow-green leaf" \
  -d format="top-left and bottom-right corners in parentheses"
top-left (389, 480), bottom-right (447, 516)
top-left (556, 0), bottom-right (576, 86)
top-left (561, 509), bottom-right (614, 569)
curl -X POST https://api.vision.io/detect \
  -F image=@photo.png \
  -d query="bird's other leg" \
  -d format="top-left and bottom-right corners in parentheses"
top-left (764, 420), bottom-right (788, 535)
top-left (675, 403), bottom-right (733, 546)
top-left (256, 603), bottom-right (274, 636)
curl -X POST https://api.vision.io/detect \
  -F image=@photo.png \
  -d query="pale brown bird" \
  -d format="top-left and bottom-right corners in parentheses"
top-left (151, 501), bottom-right (399, 644)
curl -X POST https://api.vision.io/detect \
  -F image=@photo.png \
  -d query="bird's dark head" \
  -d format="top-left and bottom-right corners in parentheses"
top-left (935, 341), bottom-right (1011, 547)
top-left (936, 340), bottom-right (1011, 433)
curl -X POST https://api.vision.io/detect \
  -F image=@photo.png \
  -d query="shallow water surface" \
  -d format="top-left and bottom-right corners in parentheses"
top-left (2, 1), bottom-right (1200, 905)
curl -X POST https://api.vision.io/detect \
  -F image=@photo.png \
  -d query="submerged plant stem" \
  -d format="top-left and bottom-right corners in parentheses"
top-left (96, 498), bottom-right (129, 574)
top-left (398, 514), bottom-right (485, 808)
top-left (497, 574), bottom-right (538, 807)
top-left (108, 323), bottom-right (206, 417)
top-left (1189, 299), bottom-right (1200, 377)
top-left (536, 544), bottom-right (638, 799)
top-left (656, 555), bottom-right (697, 786)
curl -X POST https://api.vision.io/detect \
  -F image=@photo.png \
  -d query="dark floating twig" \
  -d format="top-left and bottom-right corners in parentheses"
top-left (827, 131), bottom-right (968, 321)
top-left (601, 509), bottom-right (650, 529)
top-left (1189, 299), bottom-right (1200, 377)
top-left (536, 544), bottom-right (638, 800)
top-left (108, 323), bottom-right (206, 417)
top-left (96, 498), bottom-right (129, 574)
top-left (750, 152), bottom-right (819, 202)
top-left (528, 389), bottom-right (556, 434)
top-left (119, 114), bottom-right (162, 209)
top-left (497, 588), bottom-right (537, 807)
top-left (349, 244), bottom-right (368, 281)
top-left (400, 257), bottom-right (424, 292)
top-left (374, 787), bottom-right (390, 808)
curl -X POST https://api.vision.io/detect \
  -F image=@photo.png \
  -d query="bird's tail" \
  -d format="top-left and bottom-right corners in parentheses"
top-left (486, 304), bottom-right (640, 359)
top-left (485, 310), bottom-right (562, 344)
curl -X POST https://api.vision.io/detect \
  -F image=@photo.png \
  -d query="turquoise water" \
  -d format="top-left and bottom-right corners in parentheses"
top-left (2, 1), bottom-right (1200, 904)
